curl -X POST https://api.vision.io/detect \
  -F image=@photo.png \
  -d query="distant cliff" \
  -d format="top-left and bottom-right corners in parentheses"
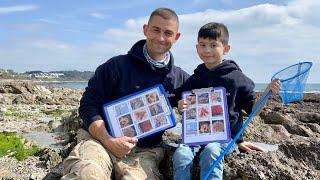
top-left (0, 69), bottom-right (94, 81)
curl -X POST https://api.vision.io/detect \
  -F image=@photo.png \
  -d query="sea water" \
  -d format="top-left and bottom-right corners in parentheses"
top-left (44, 82), bottom-right (320, 93)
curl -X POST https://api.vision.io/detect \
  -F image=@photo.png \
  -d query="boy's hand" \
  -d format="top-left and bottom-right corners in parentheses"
top-left (178, 99), bottom-right (189, 114)
top-left (267, 78), bottom-right (281, 95)
top-left (238, 141), bottom-right (267, 153)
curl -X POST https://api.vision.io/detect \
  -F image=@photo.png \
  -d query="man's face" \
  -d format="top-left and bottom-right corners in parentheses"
top-left (143, 15), bottom-right (181, 60)
top-left (196, 38), bottom-right (230, 69)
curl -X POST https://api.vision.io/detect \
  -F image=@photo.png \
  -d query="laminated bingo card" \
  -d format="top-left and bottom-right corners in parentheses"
top-left (182, 87), bottom-right (231, 145)
top-left (102, 84), bottom-right (176, 139)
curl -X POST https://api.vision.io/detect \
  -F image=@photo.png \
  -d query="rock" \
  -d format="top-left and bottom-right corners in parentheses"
top-left (269, 125), bottom-right (291, 141)
top-left (29, 173), bottom-right (43, 180)
top-left (48, 119), bottom-right (63, 132)
top-left (296, 112), bottom-right (320, 123)
top-left (1, 82), bottom-right (319, 179)
top-left (0, 107), bottom-right (7, 113)
top-left (62, 109), bottom-right (82, 143)
top-left (305, 123), bottom-right (320, 134)
top-left (0, 169), bottom-right (13, 179)
top-left (260, 111), bottom-right (287, 124)
top-left (283, 121), bottom-right (314, 137)
top-left (0, 81), bottom-right (83, 105)
top-left (38, 148), bottom-right (62, 170)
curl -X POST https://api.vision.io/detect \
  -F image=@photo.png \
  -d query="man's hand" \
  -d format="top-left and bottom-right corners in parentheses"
top-left (105, 136), bottom-right (138, 158)
top-left (238, 141), bottom-right (267, 153)
top-left (178, 99), bottom-right (189, 113)
top-left (88, 119), bottom-right (138, 158)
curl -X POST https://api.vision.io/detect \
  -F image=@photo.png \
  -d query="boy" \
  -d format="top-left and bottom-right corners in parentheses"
top-left (173, 22), bottom-right (281, 180)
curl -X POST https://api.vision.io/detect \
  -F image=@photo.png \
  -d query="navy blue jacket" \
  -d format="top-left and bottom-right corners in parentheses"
top-left (79, 40), bottom-right (189, 147)
top-left (179, 60), bottom-right (256, 143)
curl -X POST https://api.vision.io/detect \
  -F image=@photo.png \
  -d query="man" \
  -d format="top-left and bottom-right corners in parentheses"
top-left (62, 8), bottom-right (189, 179)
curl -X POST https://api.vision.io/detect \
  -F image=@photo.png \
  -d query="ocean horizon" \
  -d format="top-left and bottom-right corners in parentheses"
top-left (42, 82), bottom-right (320, 93)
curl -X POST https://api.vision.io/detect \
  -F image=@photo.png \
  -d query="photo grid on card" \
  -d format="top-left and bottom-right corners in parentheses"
top-left (184, 94), bottom-right (199, 137)
top-left (210, 90), bottom-right (226, 134)
top-left (186, 121), bottom-right (197, 136)
top-left (183, 88), bottom-right (228, 144)
top-left (132, 90), bottom-right (159, 136)
top-left (211, 119), bottom-right (225, 133)
top-left (152, 114), bottom-right (169, 128)
top-left (197, 92), bottom-right (211, 136)
top-left (117, 89), bottom-right (170, 137)
top-left (184, 90), bottom-right (226, 137)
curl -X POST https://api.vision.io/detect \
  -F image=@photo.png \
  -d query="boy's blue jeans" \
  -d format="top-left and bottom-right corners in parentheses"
top-left (173, 142), bottom-right (236, 180)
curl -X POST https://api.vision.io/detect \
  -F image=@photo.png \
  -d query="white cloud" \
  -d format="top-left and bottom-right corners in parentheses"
top-left (1, 0), bottom-right (319, 83)
top-left (38, 18), bottom-right (60, 25)
top-left (0, 5), bottom-right (38, 14)
top-left (30, 40), bottom-right (72, 51)
top-left (174, 0), bottom-right (320, 83)
top-left (90, 12), bottom-right (108, 19)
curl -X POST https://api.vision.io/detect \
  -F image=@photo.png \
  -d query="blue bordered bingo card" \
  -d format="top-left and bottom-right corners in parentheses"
top-left (182, 87), bottom-right (231, 146)
top-left (102, 84), bottom-right (176, 139)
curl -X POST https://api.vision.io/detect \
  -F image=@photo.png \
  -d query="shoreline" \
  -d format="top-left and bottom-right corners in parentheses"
top-left (0, 79), bottom-right (88, 83)
top-left (35, 80), bottom-right (88, 83)
top-left (1, 79), bottom-right (319, 93)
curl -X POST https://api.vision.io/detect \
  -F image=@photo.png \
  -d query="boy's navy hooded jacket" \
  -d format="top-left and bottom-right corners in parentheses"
top-left (79, 40), bottom-right (189, 147)
top-left (180, 60), bottom-right (256, 143)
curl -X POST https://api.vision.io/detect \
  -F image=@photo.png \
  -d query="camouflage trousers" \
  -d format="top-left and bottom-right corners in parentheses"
top-left (61, 129), bottom-right (164, 180)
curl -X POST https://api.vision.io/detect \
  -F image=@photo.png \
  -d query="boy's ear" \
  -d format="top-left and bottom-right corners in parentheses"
top-left (223, 45), bottom-right (231, 55)
top-left (196, 44), bottom-right (200, 54)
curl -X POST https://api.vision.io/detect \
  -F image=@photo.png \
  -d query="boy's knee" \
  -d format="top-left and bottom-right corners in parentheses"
top-left (173, 145), bottom-right (194, 164)
top-left (202, 143), bottom-right (223, 158)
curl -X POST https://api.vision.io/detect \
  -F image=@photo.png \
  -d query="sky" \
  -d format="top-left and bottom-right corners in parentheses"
top-left (0, 0), bottom-right (319, 83)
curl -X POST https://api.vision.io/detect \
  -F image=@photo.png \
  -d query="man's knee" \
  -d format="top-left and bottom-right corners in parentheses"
top-left (63, 139), bottom-right (113, 178)
top-left (62, 159), bottom-right (111, 180)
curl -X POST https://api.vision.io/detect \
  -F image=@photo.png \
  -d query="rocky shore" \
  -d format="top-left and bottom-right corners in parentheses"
top-left (0, 81), bottom-right (319, 179)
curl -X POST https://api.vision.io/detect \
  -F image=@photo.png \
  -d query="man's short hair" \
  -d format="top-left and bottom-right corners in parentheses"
top-left (148, 8), bottom-right (179, 25)
top-left (198, 22), bottom-right (229, 45)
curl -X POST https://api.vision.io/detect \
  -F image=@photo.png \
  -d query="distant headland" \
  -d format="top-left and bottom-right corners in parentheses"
top-left (0, 69), bottom-right (94, 82)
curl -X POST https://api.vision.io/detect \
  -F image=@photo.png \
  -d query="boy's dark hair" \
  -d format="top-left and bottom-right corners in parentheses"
top-left (148, 8), bottom-right (179, 26)
top-left (198, 22), bottom-right (229, 45)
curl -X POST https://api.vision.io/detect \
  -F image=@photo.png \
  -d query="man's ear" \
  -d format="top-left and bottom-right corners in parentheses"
top-left (174, 32), bottom-right (181, 41)
top-left (143, 24), bottom-right (148, 36)
top-left (223, 45), bottom-right (231, 55)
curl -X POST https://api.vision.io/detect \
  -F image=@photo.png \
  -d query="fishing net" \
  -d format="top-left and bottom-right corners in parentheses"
top-left (203, 61), bottom-right (313, 180)
top-left (271, 62), bottom-right (313, 104)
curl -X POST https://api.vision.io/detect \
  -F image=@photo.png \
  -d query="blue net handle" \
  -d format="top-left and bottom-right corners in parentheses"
top-left (203, 91), bottom-right (272, 180)
top-left (203, 62), bottom-right (312, 179)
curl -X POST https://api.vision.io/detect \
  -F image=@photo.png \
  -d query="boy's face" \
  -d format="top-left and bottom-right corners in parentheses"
top-left (196, 38), bottom-right (230, 69)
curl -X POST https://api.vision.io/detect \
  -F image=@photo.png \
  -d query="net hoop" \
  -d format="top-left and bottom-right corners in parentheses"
top-left (271, 62), bottom-right (313, 82)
